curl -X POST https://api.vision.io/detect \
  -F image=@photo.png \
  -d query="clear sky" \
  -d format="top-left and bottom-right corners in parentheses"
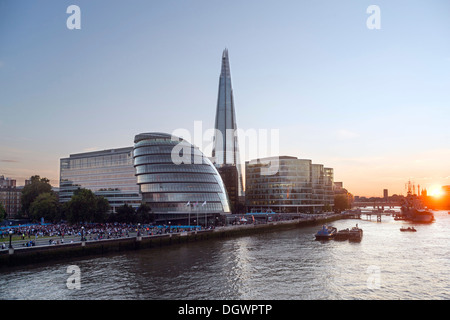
top-left (1, 0), bottom-right (449, 197)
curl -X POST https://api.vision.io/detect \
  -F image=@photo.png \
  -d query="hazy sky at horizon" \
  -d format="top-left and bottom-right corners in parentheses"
top-left (1, 0), bottom-right (449, 197)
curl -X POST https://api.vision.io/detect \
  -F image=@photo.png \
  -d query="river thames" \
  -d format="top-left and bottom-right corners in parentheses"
top-left (0, 210), bottom-right (448, 300)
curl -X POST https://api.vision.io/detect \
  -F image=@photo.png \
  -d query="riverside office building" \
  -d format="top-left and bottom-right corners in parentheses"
top-left (245, 156), bottom-right (334, 214)
top-left (59, 147), bottom-right (142, 212)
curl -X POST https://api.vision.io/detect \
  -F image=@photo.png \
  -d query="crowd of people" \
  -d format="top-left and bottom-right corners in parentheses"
top-left (1, 223), bottom-right (138, 241)
top-left (0, 222), bottom-right (214, 249)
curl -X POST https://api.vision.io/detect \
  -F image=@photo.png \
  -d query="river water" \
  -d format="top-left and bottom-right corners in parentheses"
top-left (0, 210), bottom-right (449, 300)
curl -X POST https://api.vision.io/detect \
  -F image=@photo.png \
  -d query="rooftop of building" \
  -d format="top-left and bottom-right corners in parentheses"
top-left (63, 146), bottom-right (133, 159)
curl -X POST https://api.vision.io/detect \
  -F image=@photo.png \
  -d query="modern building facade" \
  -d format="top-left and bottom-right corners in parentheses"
top-left (324, 167), bottom-right (334, 206)
top-left (215, 165), bottom-right (240, 213)
top-left (59, 147), bottom-right (142, 211)
top-left (212, 49), bottom-right (244, 211)
top-left (245, 156), bottom-right (334, 213)
top-left (133, 132), bottom-right (231, 224)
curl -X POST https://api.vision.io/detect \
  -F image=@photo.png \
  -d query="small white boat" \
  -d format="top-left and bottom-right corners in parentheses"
top-left (400, 226), bottom-right (416, 232)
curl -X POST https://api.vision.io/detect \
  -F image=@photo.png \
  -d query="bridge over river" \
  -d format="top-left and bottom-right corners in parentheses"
top-left (353, 201), bottom-right (402, 208)
top-left (344, 207), bottom-right (401, 222)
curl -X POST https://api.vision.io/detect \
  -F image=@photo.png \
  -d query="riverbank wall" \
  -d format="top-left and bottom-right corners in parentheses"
top-left (0, 214), bottom-right (343, 269)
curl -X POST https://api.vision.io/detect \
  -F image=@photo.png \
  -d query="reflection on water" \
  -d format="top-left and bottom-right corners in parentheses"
top-left (1, 211), bottom-right (449, 300)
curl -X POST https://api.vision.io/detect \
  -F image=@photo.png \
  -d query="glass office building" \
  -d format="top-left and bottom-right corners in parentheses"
top-left (245, 156), bottom-right (334, 213)
top-left (134, 132), bottom-right (230, 224)
top-left (59, 147), bottom-right (142, 211)
top-left (324, 167), bottom-right (334, 207)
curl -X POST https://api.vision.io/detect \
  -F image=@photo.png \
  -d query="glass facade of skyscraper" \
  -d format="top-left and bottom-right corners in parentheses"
top-left (212, 49), bottom-right (244, 210)
top-left (245, 156), bottom-right (334, 213)
top-left (133, 132), bottom-right (230, 223)
top-left (59, 147), bottom-right (142, 211)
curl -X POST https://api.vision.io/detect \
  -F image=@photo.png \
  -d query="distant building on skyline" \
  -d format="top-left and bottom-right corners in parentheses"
top-left (0, 175), bottom-right (16, 188)
top-left (0, 175), bottom-right (21, 218)
top-left (442, 186), bottom-right (450, 207)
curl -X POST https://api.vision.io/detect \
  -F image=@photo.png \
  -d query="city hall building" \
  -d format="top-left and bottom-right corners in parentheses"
top-left (133, 132), bottom-right (231, 224)
top-left (245, 156), bottom-right (334, 213)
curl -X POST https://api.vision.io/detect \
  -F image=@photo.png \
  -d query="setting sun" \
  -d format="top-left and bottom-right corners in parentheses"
top-left (429, 185), bottom-right (444, 198)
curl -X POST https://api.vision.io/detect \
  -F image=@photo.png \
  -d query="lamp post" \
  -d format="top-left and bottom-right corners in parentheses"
top-left (136, 223), bottom-right (142, 241)
top-left (8, 230), bottom-right (14, 255)
top-left (189, 204), bottom-right (191, 228)
top-left (9, 230), bottom-right (13, 249)
top-left (81, 226), bottom-right (86, 246)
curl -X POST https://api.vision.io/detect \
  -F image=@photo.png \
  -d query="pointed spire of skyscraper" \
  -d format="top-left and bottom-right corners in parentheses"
top-left (212, 49), bottom-right (244, 202)
top-left (220, 48), bottom-right (231, 78)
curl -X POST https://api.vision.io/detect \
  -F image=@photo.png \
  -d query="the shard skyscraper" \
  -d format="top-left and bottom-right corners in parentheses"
top-left (212, 49), bottom-right (244, 212)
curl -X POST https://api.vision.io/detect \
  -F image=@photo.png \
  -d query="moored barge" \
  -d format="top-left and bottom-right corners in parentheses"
top-left (335, 224), bottom-right (363, 241)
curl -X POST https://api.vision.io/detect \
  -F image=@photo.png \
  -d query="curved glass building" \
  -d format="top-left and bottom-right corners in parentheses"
top-left (133, 132), bottom-right (230, 224)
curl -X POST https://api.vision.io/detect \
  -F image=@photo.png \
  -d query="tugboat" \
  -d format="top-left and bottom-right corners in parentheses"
top-left (400, 226), bottom-right (417, 232)
top-left (315, 225), bottom-right (337, 240)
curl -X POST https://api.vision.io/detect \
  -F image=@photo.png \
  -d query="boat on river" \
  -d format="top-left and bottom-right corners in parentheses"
top-left (400, 207), bottom-right (434, 223)
top-left (335, 225), bottom-right (363, 242)
top-left (348, 225), bottom-right (363, 242)
top-left (400, 193), bottom-right (434, 223)
top-left (315, 225), bottom-right (337, 240)
top-left (335, 228), bottom-right (350, 241)
top-left (400, 226), bottom-right (416, 232)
